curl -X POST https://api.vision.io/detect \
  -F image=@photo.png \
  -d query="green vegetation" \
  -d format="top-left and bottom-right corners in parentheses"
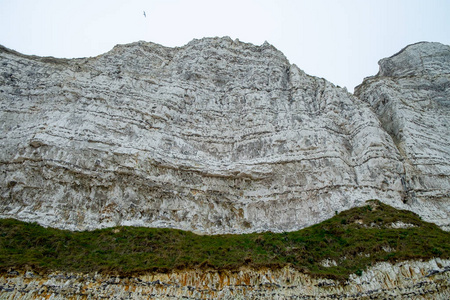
top-left (0, 200), bottom-right (449, 280)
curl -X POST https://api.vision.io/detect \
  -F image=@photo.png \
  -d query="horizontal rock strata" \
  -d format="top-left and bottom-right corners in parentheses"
top-left (0, 37), bottom-right (408, 233)
top-left (1, 259), bottom-right (449, 299)
top-left (355, 42), bottom-right (450, 230)
top-left (0, 38), bottom-right (449, 233)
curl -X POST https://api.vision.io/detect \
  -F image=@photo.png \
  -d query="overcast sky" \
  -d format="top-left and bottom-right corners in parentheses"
top-left (1, 0), bottom-right (449, 91)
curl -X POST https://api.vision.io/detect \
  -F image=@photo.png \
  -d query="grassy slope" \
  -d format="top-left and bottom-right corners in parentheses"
top-left (0, 200), bottom-right (449, 280)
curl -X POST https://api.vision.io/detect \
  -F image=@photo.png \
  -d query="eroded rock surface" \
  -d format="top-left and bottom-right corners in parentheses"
top-left (0, 38), bottom-right (448, 233)
top-left (0, 37), bottom-right (406, 233)
top-left (1, 259), bottom-right (449, 299)
top-left (355, 42), bottom-right (450, 230)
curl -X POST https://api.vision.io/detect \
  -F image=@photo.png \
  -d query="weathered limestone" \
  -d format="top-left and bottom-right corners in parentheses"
top-left (0, 37), bottom-right (409, 233)
top-left (1, 259), bottom-right (449, 299)
top-left (1, 37), bottom-right (449, 299)
top-left (355, 42), bottom-right (450, 230)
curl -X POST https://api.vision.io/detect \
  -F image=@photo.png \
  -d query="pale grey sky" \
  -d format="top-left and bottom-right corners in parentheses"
top-left (1, 0), bottom-right (449, 91)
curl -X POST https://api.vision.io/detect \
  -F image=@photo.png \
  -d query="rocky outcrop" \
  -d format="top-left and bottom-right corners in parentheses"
top-left (0, 37), bottom-right (407, 233)
top-left (355, 42), bottom-right (450, 230)
top-left (0, 38), bottom-right (448, 233)
top-left (1, 259), bottom-right (449, 299)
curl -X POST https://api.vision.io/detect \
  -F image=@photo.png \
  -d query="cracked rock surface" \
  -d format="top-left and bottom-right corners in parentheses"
top-left (355, 42), bottom-right (450, 230)
top-left (0, 37), bottom-right (448, 233)
top-left (1, 259), bottom-right (449, 299)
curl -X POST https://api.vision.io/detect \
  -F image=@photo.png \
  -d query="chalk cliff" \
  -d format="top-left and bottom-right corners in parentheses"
top-left (1, 259), bottom-right (449, 299)
top-left (355, 42), bottom-right (450, 230)
top-left (0, 38), bottom-right (448, 233)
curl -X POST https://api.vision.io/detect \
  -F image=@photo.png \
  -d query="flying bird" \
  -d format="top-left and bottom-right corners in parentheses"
top-left (143, 11), bottom-right (146, 18)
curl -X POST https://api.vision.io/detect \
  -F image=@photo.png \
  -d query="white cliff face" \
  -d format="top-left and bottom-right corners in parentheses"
top-left (0, 37), bottom-right (446, 233)
top-left (1, 259), bottom-right (449, 299)
top-left (355, 42), bottom-right (450, 230)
